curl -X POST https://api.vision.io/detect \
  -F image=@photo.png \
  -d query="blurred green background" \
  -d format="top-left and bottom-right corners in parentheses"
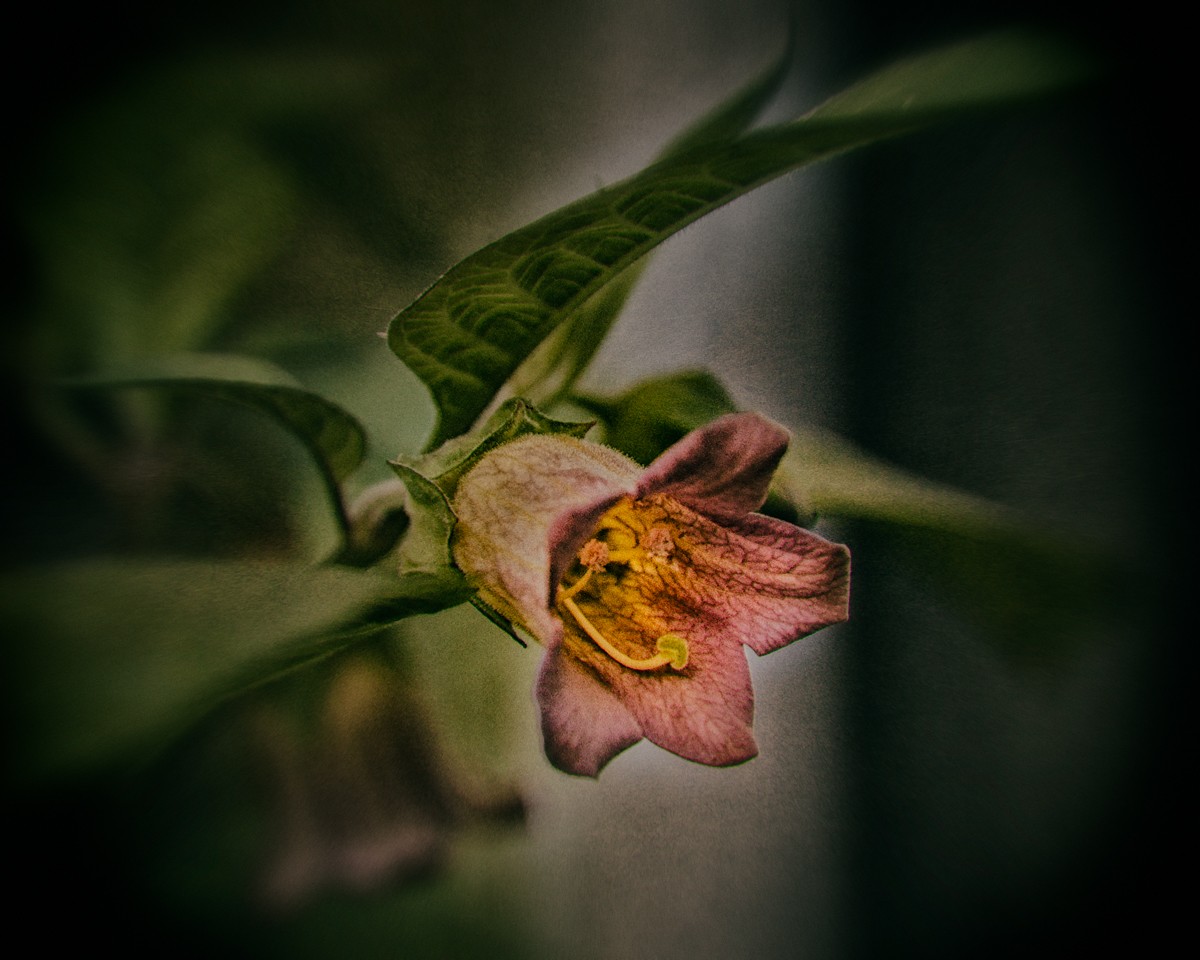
top-left (3, 1), bottom-right (1179, 958)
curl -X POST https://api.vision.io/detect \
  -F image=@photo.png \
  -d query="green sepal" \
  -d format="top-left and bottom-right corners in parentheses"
top-left (388, 463), bottom-right (469, 589)
top-left (400, 397), bottom-right (594, 501)
top-left (469, 595), bottom-right (527, 647)
top-left (388, 398), bottom-right (594, 607)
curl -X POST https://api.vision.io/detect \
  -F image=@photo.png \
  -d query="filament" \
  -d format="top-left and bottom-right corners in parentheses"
top-left (558, 593), bottom-right (679, 671)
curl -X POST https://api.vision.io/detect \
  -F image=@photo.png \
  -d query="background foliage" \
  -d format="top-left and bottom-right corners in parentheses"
top-left (3, 1), bottom-right (1179, 958)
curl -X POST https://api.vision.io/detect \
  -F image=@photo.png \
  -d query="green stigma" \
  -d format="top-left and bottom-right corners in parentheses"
top-left (655, 633), bottom-right (690, 670)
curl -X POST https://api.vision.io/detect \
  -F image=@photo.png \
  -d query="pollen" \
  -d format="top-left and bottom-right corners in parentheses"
top-left (579, 539), bottom-right (610, 571)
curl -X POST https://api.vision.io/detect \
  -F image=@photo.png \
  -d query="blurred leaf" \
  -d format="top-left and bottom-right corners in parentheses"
top-left (390, 30), bottom-right (1094, 447)
top-left (781, 425), bottom-right (1121, 654)
top-left (22, 52), bottom-right (391, 375)
top-left (780, 425), bottom-right (1024, 534)
top-left (28, 131), bottom-right (297, 373)
top-left (63, 353), bottom-right (369, 534)
top-left (656, 24), bottom-right (796, 157)
top-left (575, 369), bottom-right (738, 466)
top-left (498, 33), bottom-right (796, 412)
top-left (806, 28), bottom-right (1091, 122)
top-left (2, 558), bottom-right (466, 784)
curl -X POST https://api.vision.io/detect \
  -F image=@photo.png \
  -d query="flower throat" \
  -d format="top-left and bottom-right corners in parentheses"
top-left (555, 498), bottom-right (689, 672)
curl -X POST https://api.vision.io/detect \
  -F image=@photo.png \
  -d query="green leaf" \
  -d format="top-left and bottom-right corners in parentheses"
top-left (655, 24), bottom-right (795, 158)
top-left (780, 426), bottom-right (1123, 655)
top-left (496, 33), bottom-right (796, 412)
top-left (806, 28), bottom-right (1091, 123)
top-left (62, 353), bottom-right (369, 534)
top-left (390, 30), bottom-right (1094, 447)
top-left (2, 558), bottom-right (466, 784)
top-left (495, 261), bottom-right (644, 418)
top-left (779, 425), bottom-right (1023, 535)
top-left (22, 52), bottom-right (393, 375)
top-left (575, 369), bottom-right (738, 466)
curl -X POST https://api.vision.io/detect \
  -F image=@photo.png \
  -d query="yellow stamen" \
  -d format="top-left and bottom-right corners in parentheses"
top-left (558, 592), bottom-right (686, 671)
top-left (597, 522), bottom-right (638, 553)
top-left (558, 567), bottom-right (593, 601)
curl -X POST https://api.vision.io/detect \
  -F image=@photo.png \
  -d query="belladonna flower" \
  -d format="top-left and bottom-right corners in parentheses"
top-left (252, 649), bottom-right (523, 908)
top-left (450, 412), bottom-right (851, 777)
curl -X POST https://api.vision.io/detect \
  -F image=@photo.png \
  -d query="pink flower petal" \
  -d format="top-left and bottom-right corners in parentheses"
top-left (636, 413), bottom-right (789, 522)
top-left (537, 594), bottom-right (759, 774)
top-left (700, 509), bottom-right (851, 656)
top-left (536, 643), bottom-right (644, 776)
top-left (587, 609), bottom-right (759, 768)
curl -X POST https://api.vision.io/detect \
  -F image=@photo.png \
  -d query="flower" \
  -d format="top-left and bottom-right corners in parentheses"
top-left (252, 649), bottom-right (523, 908)
top-left (451, 413), bottom-right (850, 776)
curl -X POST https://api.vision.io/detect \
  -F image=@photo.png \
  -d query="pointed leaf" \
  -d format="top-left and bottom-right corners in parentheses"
top-left (62, 353), bottom-right (369, 532)
top-left (656, 25), bottom-right (795, 159)
top-left (390, 30), bottom-right (1094, 446)
top-left (496, 33), bottom-right (796, 411)
top-left (2, 559), bottom-right (467, 783)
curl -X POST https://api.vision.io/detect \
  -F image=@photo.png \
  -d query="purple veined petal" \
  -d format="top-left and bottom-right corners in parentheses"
top-left (600, 611), bottom-right (759, 768)
top-left (684, 531), bottom-right (848, 657)
top-left (636, 413), bottom-right (790, 522)
top-left (721, 512), bottom-right (852, 656)
top-left (536, 642), bottom-right (644, 777)
top-left (619, 495), bottom-right (850, 659)
top-left (536, 608), bottom-right (758, 774)
top-left (542, 544), bottom-right (764, 772)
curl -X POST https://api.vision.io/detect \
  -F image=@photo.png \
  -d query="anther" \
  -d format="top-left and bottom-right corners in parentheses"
top-left (579, 539), bottom-right (610, 571)
top-left (559, 539), bottom-right (610, 601)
